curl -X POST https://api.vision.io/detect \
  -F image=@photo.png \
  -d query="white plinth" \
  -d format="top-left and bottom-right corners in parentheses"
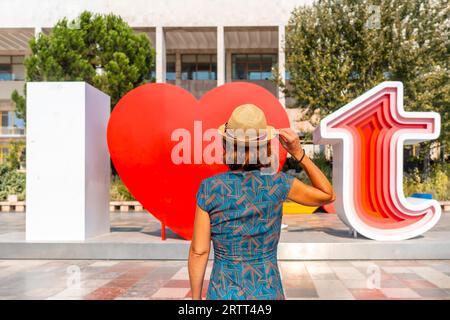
top-left (26, 82), bottom-right (111, 241)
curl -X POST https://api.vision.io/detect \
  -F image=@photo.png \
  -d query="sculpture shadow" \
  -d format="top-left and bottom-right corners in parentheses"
top-left (286, 227), bottom-right (368, 239)
top-left (111, 226), bottom-right (184, 240)
top-left (110, 227), bottom-right (143, 233)
top-left (286, 227), bottom-right (424, 241)
top-left (143, 229), bottom-right (185, 240)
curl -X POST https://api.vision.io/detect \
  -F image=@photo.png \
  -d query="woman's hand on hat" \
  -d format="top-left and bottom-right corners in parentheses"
top-left (278, 128), bottom-right (304, 160)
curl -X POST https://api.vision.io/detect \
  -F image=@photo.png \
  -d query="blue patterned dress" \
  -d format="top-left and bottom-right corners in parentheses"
top-left (196, 169), bottom-right (294, 300)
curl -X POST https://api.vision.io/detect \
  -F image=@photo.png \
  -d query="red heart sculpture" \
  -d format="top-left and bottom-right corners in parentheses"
top-left (107, 82), bottom-right (290, 240)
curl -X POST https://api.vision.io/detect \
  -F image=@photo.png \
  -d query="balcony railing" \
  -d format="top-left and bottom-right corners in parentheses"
top-left (231, 79), bottom-right (278, 97)
top-left (167, 80), bottom-right (217, 99)
top-left (0, 74), bottom-right (25, 81)
top-left (0, 127), bottom-right (25, 137)
top-left (165, 79), bottom-right (278, 100)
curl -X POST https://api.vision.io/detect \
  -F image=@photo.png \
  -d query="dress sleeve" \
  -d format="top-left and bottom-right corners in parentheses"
top-left (279, 171), bottom-right (295, 201)
top-left (196, 179), bottom-right (210, 212)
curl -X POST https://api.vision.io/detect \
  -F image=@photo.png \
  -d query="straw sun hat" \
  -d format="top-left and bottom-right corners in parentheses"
top-left (218, 104), bottom-right (277, 143)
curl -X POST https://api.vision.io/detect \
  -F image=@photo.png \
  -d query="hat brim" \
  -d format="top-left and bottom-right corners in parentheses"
top-left (218, 124), bottom-right (277, 142)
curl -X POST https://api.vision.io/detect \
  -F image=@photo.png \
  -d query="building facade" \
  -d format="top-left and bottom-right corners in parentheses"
top-left (0, 0), bottom-right (313, 162)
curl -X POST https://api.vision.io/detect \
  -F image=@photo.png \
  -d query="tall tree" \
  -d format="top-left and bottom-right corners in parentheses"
top-left (12, 11), bottom-right (155, 122)
top-left (282, 0), bottom-right (449, 147)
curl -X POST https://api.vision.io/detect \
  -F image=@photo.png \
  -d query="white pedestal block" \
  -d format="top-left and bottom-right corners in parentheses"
top-left (26, 82), bottom-right (111, 241)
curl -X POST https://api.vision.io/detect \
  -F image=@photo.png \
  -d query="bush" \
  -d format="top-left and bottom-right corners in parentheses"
top-left (283, 151), bottom-right (450, 201)
top-left (110, 175), bottom-right (135, 201)
top-left (0, 167), bottom-right (135, 202)
top-left (403, 162), bottom-right (450, 201)
top-left (0, 164), bottom-right (26, 201)
top-left (283, 151), bottom-right (333, 184)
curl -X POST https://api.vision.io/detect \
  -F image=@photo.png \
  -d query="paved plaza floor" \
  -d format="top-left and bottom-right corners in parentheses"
top-left (0, 211), bottom-right (449, 299)
top-left (2, 210), bottom-right (450, 239)
top-left (0, 259), bottom-right (450, 299)
top-left (1, 210), bottom-right (354, 238)
top-left (1, 211), bottom-right (450, 260)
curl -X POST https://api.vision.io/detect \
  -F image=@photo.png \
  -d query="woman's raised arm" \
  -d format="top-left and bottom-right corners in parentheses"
top-left (278, 128), bottom-right (336, 206)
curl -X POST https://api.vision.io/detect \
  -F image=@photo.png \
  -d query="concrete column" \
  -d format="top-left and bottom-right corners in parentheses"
top-left (226, 50), bottom-right (232, 83)
top-left (217, 26), bottom-right (225, 86)
top-left (34, 27), bottom-right (42, 38)
top-left (155, 26), bottom-right (166, 83)
top-left (175, 51), bottom-right (181, 86)
top-left (278, 25), bottom-right (286, 107)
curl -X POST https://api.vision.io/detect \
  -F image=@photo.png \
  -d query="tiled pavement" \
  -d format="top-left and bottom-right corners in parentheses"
top-left (1, 212), bottom-right (449, 299)
top-left (0, 259), bottom-right (450, 300)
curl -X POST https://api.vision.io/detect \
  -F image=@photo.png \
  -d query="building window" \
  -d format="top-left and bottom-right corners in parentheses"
top-left (181, 54), bottom-right (216, 80)
top-left (0, 56), bottom-right (25, 81)
top-left (1, 111), bottom-right (25, 135)
top-left (166, 54), bottom-right (176, 81)
top-left (232, 54), bottom-right (277, 81)
top-left (0, 64), bottom-right (12, 81)
top-left (1, 111), bottom-right (9, 127)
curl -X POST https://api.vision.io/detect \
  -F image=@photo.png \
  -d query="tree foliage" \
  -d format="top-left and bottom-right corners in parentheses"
top-left (12, 11), bottom-right (155, 122)
top-left (282, 0), bottom-right (449, 145)
top-left (5, 141), bottom-right (25, 170)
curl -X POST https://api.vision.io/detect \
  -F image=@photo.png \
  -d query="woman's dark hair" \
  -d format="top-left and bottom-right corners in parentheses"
top-left (222, 137), bottom-right (273, 171)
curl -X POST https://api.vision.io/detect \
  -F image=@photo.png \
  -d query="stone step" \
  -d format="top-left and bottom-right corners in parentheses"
top-left (0, 202), bottom-right (25, 213)
top-left (109, 201), bottom-right (144, 212)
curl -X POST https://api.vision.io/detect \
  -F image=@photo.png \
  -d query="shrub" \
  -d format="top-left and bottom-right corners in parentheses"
top-left (283, 151), bottom-right (333, 184)
top-left (110, 175), bottom-right (135, 201)
top-left (283, 151), bottom-right (450, 201)
top-left (0, 164), bottom-right (26, 201)
top-left (403, 163), bottom-right (450, 200)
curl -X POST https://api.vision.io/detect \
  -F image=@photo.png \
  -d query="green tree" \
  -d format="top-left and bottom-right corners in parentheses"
top-left (282, 0), bottom-right (449, 146)
top-left (12, 11), bottom-right (155, 122)
top-left (5, 141), bottom-right (25, 170)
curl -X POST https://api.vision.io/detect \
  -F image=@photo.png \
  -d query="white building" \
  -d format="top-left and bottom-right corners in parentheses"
top-left (0, 0), bottom-right (313, 162)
